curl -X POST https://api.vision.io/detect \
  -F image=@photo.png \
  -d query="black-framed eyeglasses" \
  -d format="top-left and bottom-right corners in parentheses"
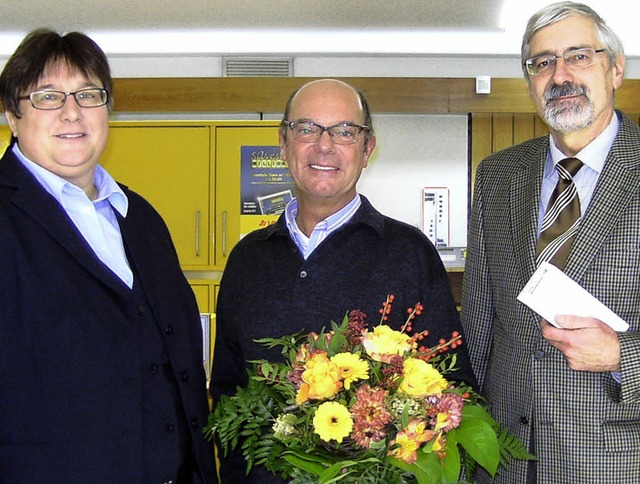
top-left (283, 120), bottom-right (370, 145)
top-left (18, 88), bottom-right (109, 110)
top-left (524, 47), bottom-right (605, 76)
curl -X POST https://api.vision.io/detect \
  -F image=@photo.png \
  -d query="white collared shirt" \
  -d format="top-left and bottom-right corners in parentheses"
top-left (13, 144), bottom-right (133, 288)
top-left (285, 194), bottom-right (361, 260)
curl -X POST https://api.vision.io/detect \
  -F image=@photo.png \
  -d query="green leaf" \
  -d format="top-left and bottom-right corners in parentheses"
top-left (441, 428), bottom-right (461, 482)
top-left (461, 404), bottom-right (497, 426)
top-left (390, 452), bottom-right (442, 484)
top-left (497, 427), bottom-right (537, 464)
top-left (328, 332), bottom-right (348, 355)
top-left (318, 457), bottom-right (382, 483)
top-left (283, 451), bottom-right (329, 476)
top-left (456, 417), bottom-right (499, 476)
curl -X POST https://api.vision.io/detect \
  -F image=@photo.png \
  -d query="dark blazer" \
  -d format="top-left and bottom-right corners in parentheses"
top-left (0, 148), bottom-right (216, 483)
top-left (461, 112), bottom-right (640, 483)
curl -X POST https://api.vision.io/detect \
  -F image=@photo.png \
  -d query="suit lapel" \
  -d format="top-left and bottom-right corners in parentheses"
top-left (510, 144), bottom-right (547, 288)
top-left (116, 201), bottom-right (167, 309)
top-left (1, 151), bottom-right (129, 294)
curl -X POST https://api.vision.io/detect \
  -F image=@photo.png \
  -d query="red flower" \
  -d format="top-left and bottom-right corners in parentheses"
top-left (350, 384), bottom-right (394, 448)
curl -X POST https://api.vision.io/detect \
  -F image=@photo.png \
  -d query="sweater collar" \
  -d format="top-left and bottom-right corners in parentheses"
top-left (261, 194), bottom-right (384, 241)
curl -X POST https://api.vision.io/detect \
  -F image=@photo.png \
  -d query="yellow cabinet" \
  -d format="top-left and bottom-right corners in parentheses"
top-left (101, 122), bottom-right (213, 269)
top-left (214, 123), bottom-right (280, 267)
top-left (189, 279), bottom-right (220, 313)
top-left (0, 125), bottom-right (11, 156)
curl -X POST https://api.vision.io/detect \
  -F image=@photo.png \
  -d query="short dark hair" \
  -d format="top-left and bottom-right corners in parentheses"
top-left (0, 28), bottom-right (114, 117)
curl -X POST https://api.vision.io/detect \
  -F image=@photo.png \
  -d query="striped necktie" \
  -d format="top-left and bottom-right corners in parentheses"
top-left (535, 157), bottom-right (584, 268)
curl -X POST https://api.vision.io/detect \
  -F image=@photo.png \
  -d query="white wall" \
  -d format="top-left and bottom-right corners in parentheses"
top-left (358, 114), bottom-right (468, 247)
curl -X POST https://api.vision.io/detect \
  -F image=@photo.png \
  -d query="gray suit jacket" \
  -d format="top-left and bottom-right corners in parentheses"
top-left (461, 112), bottom-right (640, 483)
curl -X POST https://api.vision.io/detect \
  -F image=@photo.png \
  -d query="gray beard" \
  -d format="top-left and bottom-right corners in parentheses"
top-left (543, 97), bottom-right (595, 133)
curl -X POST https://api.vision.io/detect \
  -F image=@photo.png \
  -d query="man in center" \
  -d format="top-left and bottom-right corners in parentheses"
top-left (211, 78), bottom-right (475, 481)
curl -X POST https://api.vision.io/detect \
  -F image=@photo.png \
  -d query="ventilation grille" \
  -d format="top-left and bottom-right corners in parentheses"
top-left (223, 57), bottom-right (293, 77)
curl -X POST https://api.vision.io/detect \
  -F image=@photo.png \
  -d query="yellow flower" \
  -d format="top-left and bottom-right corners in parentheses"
top-left (313, 401), bottom-right (354, 443)
top-left (388, 429), bottom-right (420, 464)
top-left (399, 358), bottom-right (448, 397)
top-left (296, 352), bottom-right (342, 404)
top-left (330, 352), bottom-right (369, 389)
top-left (432, 432), bottom-right (447, 456)
top-left (406, 418), bottom-right (434, 444)
top-left (361, 325), bottom-right (414, 363)
top-left (389, 419), bottom-right (434, 464)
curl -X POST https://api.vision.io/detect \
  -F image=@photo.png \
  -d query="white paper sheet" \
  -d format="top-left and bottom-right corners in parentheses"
top-left (517, 262), bottom-right (629, 332)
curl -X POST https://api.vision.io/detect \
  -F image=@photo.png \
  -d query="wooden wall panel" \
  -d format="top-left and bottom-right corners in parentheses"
top-left (513, 114), bottom-right (535, 145)
top-left (4, 77), bottom-right (638, 114)
top-left (450, 78), bottom-right (536, 113)
top-left (470, 113), bottom-right (492, 194)
top-left (534, 116), bottom-right (550, 137)
top-left (492, 114), bottom-right (515, 152)
top-left (616, 83), bottom-right (640, 114)
top-left (112, 77), bottom-right (452, 114)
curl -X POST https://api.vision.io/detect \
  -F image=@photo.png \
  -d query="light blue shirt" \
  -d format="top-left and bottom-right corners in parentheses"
top-left (285, 193), bottom-right (361, 260)
top-left (13, 144), bottom-right (133, 288)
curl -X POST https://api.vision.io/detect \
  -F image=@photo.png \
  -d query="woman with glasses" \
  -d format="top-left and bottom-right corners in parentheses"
top-left (0, 29), bottom-right (216, 483)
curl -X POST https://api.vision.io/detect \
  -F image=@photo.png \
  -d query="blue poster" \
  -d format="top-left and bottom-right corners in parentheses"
top-left (240, 146), bottom-right (295, 215)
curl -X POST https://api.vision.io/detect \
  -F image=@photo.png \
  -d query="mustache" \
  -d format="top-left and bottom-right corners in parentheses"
top-left (544, 82), bottom-right (588, 101)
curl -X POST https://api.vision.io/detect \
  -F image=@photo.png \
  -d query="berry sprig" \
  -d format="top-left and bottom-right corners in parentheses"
top-left (416, 331), bottom-right (463, 362)
top-left (378, 294), bottom-right (395, 324)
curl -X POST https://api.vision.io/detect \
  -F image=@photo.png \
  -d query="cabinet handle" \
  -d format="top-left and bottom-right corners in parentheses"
top-left (195, 210), bottom-right (200, 257)
top-left (222, 210), bottom-right (227, 257)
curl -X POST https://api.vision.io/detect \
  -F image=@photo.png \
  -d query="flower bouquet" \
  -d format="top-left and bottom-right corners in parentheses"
top-left (205, 296), bottom-right (534, 483)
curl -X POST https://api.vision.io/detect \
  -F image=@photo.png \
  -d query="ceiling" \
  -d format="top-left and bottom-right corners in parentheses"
top-left (0, 0), bottom-right (637, 57)
top-left (1, 0), bottom-right (503, 31)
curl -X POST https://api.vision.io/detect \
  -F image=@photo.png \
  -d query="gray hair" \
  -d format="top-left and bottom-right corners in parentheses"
top-left (521, 1), bottom-right (624, 81)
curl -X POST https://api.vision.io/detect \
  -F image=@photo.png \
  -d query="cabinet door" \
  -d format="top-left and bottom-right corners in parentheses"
top-left (215, 125), bottom-right (280, 267)
top-left (190, 282), bottom-right (211, 313)
top-left (101, 125), bottom-right (212, 269)
top-left (0, 125), bottom-right (11, 156)
top-left (188, 279), bottom-right (220, 314)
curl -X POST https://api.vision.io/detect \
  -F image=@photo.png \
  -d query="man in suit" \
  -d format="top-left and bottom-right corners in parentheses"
top-left (0, 29), bottom-right (216, 482)
top-left (461, 2), bottom-right (640, 482)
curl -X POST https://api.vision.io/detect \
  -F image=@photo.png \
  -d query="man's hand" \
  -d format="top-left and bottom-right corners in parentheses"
top-left (540, 315), bottom-right (621, 372)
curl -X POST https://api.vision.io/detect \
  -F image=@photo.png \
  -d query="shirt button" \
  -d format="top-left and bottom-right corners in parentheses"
top-left (300, 270), bottom-right (307, 278)
top-left (149, 364), bottom-right (159, 374)
top-left (137, 305), bottom-right (147, 316)
top-left (164, 325), bottom-right (174, 335)
top-left (166, 423), bottom-right (175, 432)
top-left (534, 350), bottom-right (545, 359)
top-left (519, 416), bottom-right (529, 425)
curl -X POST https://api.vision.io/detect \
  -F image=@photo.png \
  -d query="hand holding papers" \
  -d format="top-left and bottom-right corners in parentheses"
top-left (517, 262), bottom-right (629, 332)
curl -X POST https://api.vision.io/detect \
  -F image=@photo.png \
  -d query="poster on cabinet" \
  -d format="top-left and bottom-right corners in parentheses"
top-left (240, 145), bottom-right (295, 236)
